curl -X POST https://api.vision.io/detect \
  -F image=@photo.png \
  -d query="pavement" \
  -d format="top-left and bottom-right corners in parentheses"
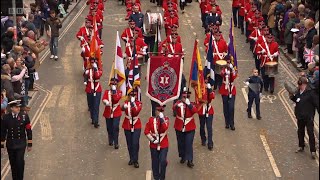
top-left (1, 0), bottom-right (319, 179)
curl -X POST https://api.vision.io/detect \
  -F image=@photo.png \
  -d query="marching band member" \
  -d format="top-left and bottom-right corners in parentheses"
top-left (162, 25), bottom-right (181, 44)
top-left (160, 32), bottom-right (184, 59)
top-left (121, 20), bottom-right (143, 43)
top-left (256, 32), bottom-right (279, 94)
top-left (144, 105), bottom-right (169, 180)
top-left (219, 59), bottom-right (237, 131)
top-left (76, 18), bottom-right (92, 70)
top-left (85, 57), bottom-right (103, 128)
top-left (205, 0), bottom-right (222, 16)
top-left (197, 80), bottom-right (215, 151)
top-left (238, 0), bottom-right (247, 34)
top-left (122, 90), bottom-right (142, 168)
top-left (163, 1), bottom-right (178, 12)
top-left (87, 8), bottom-right (103, 38)
top-left (204, 23), bottom-right (224, 52)
top-left (164, 11), bottom-right (179, 36)
top-left (199, 0), bottom-right (208, 28)
top-left (204, 7), bottom-right (222, 31)
top-left (102, 78), bottom-right (122, 148)
top-left (129, 5), bottom-right (144, 29)
top-left (173, 87), bottom-right (197, 168)
top-left (212, 31), bottom-right (228, 90)
top-left (245, 3), bottom-right (257, 42)
top-left (253, 25), bottom-right (269, 74)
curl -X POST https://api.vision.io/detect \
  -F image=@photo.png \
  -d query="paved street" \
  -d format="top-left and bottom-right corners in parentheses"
top-left (1, 0), bottom-right (319, 179)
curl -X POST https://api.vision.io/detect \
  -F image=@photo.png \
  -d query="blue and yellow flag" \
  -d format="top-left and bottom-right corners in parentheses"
top-left (190, 39), bottom-right (207, 103)
top-left (228, 17), bottom-right (238, 72)
top-left (204, 31), bottom-right (215, 86)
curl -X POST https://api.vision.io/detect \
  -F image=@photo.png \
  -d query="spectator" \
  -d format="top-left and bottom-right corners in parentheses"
top-left (1, 64), bottom-right (15, 101)
top-left (268, 0), bottom-right (279, 40)
top-left (284, 12), bottom-right (296, 54)
top-left (1, 28), bottom-right (14, 54)
top-left (22, 47), bottom-right (35, 108)
top-left (260, 0), bottom-right (271, 25)
top-left (45, 10), bottom-right (62, 60)
top-left (290, 76), bottom-right (319, 160)
top-left (305, 19), bottom-right (317, 49)
top-left (1, 89), bottom-right (8, 115)
top-left (30, 3), bottom-right (45, 40)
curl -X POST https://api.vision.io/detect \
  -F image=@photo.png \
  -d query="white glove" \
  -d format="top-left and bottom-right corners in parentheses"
top-left (103, 100), bottom-right (110, 106)
top-left (153, 139), bottom-right (159, 144)
top-left (260, 49), bottom-right (266, 54)
top-left (111, 85), bottom-right (116, 91)
top-left (253, 37), bottom-right (258, 41)
top-left (18, 40), bottom-right (23, 46)
top-left (123, 104), bottom-right (128, 109)
top-left (259, 93), bottom-right (262, 98)
top-left (207, 83), bottom-right (212, 89)
top-left (159, 112), bottom-right (164, 119)
top-left (185, 98), bottom-right (191, 105)
top-left (177, 103), bottom-right (183, 108)
top-left (92, 63), bottom-right (98, 69)
top-left (131, 96), bottom-right (135, 103)
top-left (126, 43), bottom-right (130, 47)
top-left (245, 81), bottom-right (250, 86)
top-left (229, 63), bottom-right (234, 69)
top-left (270, 55), bottom-right (274, 60)
top-left (225, 70), bottom-right (230, 75)
top-left (79, 36), bottom-right (84, 41)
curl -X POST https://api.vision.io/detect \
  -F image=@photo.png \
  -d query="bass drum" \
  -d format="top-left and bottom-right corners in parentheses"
top-left (143, 13), bottom-right (163, 36)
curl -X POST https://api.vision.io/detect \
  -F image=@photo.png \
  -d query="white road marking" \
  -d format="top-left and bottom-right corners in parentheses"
top-left (46, 85), bottom-right (62, 108)
top-left (260, 134), bottom-right (282, 178)
top-left (146, 170), bottom-right (152, 180)
top-left (40, 112), bottom-right (53, 140)
top-left (241, 87), bottom-right (256, 118)
top-left (58, 85), bottom-right (73, 107)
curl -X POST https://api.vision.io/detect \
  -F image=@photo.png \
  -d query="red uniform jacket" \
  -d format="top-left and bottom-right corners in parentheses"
top-left (163, 10), bottom-right (179, 20)
top-left (212, 39), bottom-right (228, 63)
top-left (205, 4), bottom-right (222, 15)
top-left (102, 90), bottom-right (122, 118)
top-left (76, 26), bottom-right (91, 47)
top-left (256, 39), bottom-right (279, 67)
top-left (144, 116), bottom-right (169, 149)
top-left (163, 35), bottom-right (181, 44)
top-left (159, 42), bottom-right (183, 57)
top-left (121, 28), bottom-right (143, 42)
top-left (246, 12), bottom-right (256, 31)
top-left (164, 17), bottom-right (179, 35)
top-left (85, 68), bottom-right (103, 93)
top-left (238, 0), bottom-right (246, 16)
top-left (204, 33), bottom-right (225, 52)
top-left (122, 100), bottom-right (142, 130)
top-left (125, 44), bottom-right (144, 58)
top-left (244, 3), bottom-right (251, 21)
top-left (87, 13), bottom-right (103, 30)
top-left (219, 68), bottom-right (237, 96)
top-left (162, 0), bottom-right (178, 6)
top-left (232, 0), bottom-right (240, 7)
top-left (197, 91), bottom-right (215, 116)
top-left (173, 100), bottom-right (198, 132)
top-left (200, 0), bottom-right (208, 14)
top-left (249, 28), bottom-right (262, 52)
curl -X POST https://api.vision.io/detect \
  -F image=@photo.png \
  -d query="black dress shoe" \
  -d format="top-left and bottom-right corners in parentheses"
top-left (91, 121), bottom-right (94, 124)
top-left (94, 124), bottom-right (100, 128)
top-left (187, 161), bottom-right (194, 168)
top-left (128, 160), bottom-right (133, 165)
top-left (225, 125), bottom-right (230, 129)
top-left (230, 126), bottom-right (235, 131)
top-left (295, 147), bottom-right (304, 153)
top-left (208, 146), bottom-right (213, 151)
top-left (311, 152), bottom-right (316, 159)
top-left (109, 143), bottom-right (114, 146)
top-left (133, 162), bottom-right (139, 168)
top-left (201, 142), bottom-right (206, 146)
top-left (180, 158), bottom-right (185, 164)
top-left (248, 113), bottom-right (252, 118)
top-left (114, 144), bottom-right (119, 149)
top-left (257, 116), bottom-right (262, 120)
top-left (270, 90), bottom-right (274, 94)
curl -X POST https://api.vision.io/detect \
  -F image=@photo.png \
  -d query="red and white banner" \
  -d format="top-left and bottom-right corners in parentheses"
top-left (146, 56), bottom-right (184, 106)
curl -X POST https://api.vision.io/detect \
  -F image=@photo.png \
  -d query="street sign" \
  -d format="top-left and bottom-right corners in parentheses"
top-left (1, 0), bottom-right (24, 16)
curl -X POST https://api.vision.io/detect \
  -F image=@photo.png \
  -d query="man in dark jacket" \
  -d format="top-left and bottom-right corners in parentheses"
top-left (290, 77), bottom-right (319, 159)
top-left (45, 10), bottom-right (62, 60)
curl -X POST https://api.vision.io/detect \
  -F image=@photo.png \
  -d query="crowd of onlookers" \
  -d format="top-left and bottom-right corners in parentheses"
top-left (1, 0), bottom-right (74, 115)
top-left (252, 0), bottom-right (319, 69)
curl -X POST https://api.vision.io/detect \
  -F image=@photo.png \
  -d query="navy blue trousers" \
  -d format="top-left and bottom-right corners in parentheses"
top-left (106, 117), bottom-right (121, 145)
top-left (175, 130), bottom-right (195, 161)
top-left (261, 67), bottom-right (275, 92)
top-left (247, 92), bottom-right (261, 117)
top-left (150, 147), bottom-right (168, 180)
top-left (87, 92), bottom-right (101, 124)
top-left (124, 129), bottom-right (141, 162)
top-left (222, 95), bottom-right (236, 127)
top-left (199, 115), bottom-right (214, 147)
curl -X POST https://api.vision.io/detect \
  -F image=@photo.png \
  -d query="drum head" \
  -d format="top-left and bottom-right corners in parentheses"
top-left (265, 61), bottom-right (278, 66)
top-left (216, 60), bottom-right (227, 65)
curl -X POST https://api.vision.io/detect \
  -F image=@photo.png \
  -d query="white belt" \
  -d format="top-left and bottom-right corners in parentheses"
top-left (176, 116), bottom-right (192, 132)
top-left (125, 115), bottom-right (139, 121)
top-left (88, 79), bottom-right (100, 82)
